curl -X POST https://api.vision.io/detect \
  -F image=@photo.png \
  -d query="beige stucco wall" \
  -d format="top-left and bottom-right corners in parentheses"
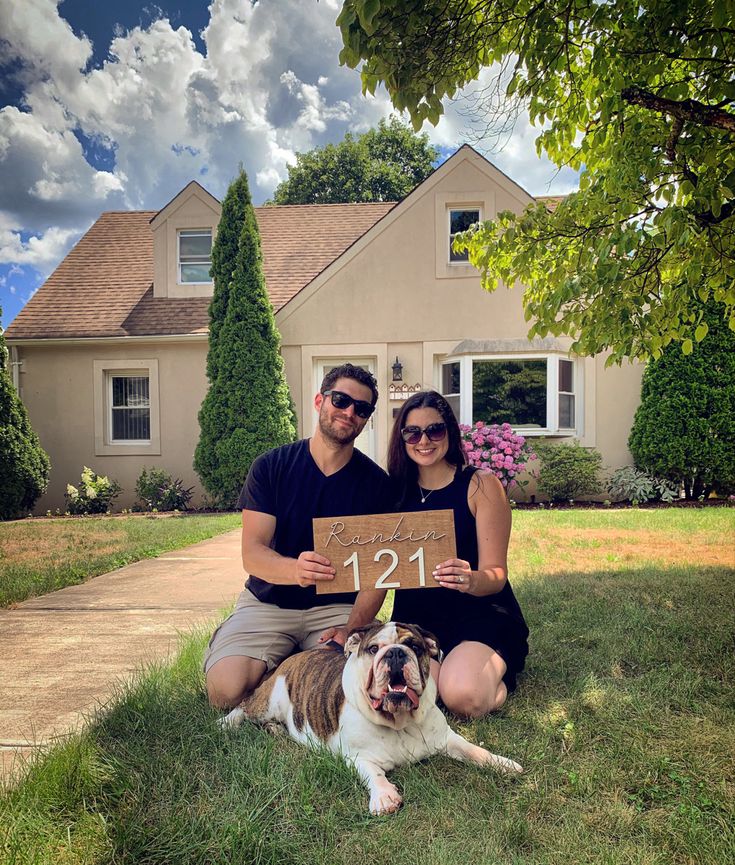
top-left (594, 355), bottom-right (645, 472)
top-left (13, 338), bottom-right (209, 511)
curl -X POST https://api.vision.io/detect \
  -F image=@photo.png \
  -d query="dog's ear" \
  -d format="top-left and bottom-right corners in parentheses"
top-left (413, 625), bottom-right (441, 659)
top-left (344, 625), bottom-right (372, 657)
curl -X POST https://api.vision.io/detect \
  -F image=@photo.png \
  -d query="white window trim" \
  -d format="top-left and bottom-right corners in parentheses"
top-left (557, 359), bottom-right (576, 432)
top-left (448, 207), bottom-right (482, 265)
top-left (435, 192), bottom-right (494, 279)
top-left (177, 229), bottom-right (213, 285)
top-left (108, 373), bottom-right (151, 446)
top-left (439, 352), bottom-right (582, 436)
top-left (93, 359), bottom-right (161, 456)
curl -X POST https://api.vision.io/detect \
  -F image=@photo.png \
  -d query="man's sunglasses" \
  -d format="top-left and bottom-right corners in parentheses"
top-left (323, 389), bottom-right (376, 419)
top-left (400, 422), bottom-right (448, 444)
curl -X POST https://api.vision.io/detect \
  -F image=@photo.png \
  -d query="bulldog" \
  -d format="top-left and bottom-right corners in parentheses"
top-left (220, 621), bottom-right (522, 815)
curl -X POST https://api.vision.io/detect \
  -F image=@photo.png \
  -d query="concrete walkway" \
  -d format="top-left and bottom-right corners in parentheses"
top-left (0, 528), bottom-right (245, 784)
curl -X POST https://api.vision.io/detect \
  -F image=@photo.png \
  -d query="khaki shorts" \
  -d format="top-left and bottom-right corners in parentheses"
top-left (203, 587), bottom-right (353, 675)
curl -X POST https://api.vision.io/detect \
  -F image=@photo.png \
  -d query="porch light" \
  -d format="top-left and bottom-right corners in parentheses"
top-left (392, 357), bottom-right (403, 381)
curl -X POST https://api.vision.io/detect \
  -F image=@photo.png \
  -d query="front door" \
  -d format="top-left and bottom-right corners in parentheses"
top-left (314, 358), bottom-right (376, 460)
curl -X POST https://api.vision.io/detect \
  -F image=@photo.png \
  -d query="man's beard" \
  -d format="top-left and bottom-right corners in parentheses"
top-left (318, 407), bottom-right (362, 445)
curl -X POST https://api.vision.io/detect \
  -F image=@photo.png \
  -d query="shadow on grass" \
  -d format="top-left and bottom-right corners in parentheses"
top-left (2, 565), bottom-right (734, 865)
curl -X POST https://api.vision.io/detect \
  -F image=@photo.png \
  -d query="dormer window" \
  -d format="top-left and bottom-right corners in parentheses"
top-left (178, 229), bottom-right (212, 284)
top-left (449, 209), bottom-right (480, 262)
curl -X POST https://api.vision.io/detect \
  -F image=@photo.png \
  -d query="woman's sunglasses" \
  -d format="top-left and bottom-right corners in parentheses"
top-left (400, 422), bottom-right (448, 444)
top-left (323, 389), bottom-right (375, 419)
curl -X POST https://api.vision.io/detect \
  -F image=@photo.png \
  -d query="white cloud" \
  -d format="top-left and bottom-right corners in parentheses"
top-left (0, 226), bottom-right (81, 271)
top-left (0, 0), bottom-right (92, 89)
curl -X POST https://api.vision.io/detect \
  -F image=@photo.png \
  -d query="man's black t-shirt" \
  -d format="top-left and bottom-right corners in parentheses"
top-left (238, 439), bottom-right (394, 609)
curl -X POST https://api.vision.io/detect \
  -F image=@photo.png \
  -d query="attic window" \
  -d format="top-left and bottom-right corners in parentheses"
top-left (449, 209), bottom-right (480, 262)
top-left (178, 229), bottom-right (212, 284)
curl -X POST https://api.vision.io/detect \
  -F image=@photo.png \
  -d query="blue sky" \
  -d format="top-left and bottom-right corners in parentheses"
top-left (0, 0), bottom-right (578, 329)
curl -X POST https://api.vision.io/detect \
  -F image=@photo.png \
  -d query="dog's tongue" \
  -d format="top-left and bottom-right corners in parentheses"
top-left (371, 687), bottom-right (420, 710)
top-left (404, 687), bottom-right (419, 708)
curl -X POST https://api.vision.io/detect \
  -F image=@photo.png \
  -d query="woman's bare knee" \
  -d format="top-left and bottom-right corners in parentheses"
top-left (440, 680), bottom-right (507, 718)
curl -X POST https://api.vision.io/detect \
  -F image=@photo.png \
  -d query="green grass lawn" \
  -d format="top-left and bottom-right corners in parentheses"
top-left (0, 513), bottom-right (242, 607)
top-left (1, 509), bottom-right (734, 864)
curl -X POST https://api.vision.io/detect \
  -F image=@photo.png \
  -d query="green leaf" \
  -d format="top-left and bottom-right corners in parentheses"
top-left (695, 322), bottom-right (709, 342)
top-left (682, 339), bottom-right (693, 355)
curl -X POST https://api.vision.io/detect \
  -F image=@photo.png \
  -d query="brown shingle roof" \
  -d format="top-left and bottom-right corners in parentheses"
top-left (5, 201), bottom-right (395, 340)
top-left (536, 195), bottom-right (565, 213)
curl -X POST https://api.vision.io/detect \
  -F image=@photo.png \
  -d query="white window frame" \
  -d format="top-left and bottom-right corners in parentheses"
top-left (557, 358), bottom-right (575, 432)
top-left (108, 374), bottom-right (151, 445)
top-left (177, 229), bottom-right (213, 285)
top-left (448, 207), bottom-right (481, 264)
top-left (93, 359), bottom-right (161, 456)
top-left (439, 353), bottom-right (581, 436)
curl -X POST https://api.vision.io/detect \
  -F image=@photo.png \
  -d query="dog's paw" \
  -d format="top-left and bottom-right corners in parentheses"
top-left (218, 708), bottom-right (245, 730)
top-left (369, 783), bottom-right (403, 816)
top-left (483, 751), bottom-right (523, 774)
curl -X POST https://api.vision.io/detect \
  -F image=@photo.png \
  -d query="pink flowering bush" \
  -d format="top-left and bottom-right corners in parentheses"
top-left (459, 421), bottom-right (536, 492)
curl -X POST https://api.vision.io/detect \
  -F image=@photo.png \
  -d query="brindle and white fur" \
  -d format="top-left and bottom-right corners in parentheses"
top-left (220, 622), bottom-right (522, 815)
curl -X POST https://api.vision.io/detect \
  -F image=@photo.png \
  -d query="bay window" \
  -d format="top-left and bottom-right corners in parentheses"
top-left (440, 354), bottom-right (578, 434)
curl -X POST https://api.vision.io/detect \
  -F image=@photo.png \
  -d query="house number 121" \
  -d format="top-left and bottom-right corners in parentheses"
top-left (342, 546), bottom-right (427, 590)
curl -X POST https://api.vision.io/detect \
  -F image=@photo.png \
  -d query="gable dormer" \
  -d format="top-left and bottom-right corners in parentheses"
top-left (150, 181), bottom-right (221, 298)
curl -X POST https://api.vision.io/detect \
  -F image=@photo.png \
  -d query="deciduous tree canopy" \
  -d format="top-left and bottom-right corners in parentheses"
top-left (337, 0), bottom-right (735, 362)
top-left (271, 116), bottom-right (438, 204)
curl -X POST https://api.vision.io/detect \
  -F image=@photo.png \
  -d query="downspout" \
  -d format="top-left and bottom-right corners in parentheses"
top-left (9, 345), bottom-right (21, 391)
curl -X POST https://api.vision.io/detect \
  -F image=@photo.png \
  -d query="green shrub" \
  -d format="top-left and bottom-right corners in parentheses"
top-left (65, 467), bottom-right (121, 515)
top-left (135, 467), bottom-right (193, 512)
top-left (608, 465), bottom-right (679, 504)
top-left (0, 321), bottom-right (50, 519)
top-left (534, 440), bottom-right (603, 501)
top-left (628, 303), bottom-right (735, 500)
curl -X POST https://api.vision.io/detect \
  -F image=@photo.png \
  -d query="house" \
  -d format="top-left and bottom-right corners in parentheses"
top-left (4, 146), bottom-right (643, 511)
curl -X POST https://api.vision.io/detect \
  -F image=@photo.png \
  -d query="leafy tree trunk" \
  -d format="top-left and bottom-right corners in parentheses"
top-left (0, 319), bottom-right (50, 519)
top-left (194, 171), bottom-right (296, 508)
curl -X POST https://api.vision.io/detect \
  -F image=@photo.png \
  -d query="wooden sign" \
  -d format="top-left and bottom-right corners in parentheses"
top-left (313, 510), bottom-right (456, 594)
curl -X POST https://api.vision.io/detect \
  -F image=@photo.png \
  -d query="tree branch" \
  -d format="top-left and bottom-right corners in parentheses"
top-left (622, 87), bottom-right (735, 133)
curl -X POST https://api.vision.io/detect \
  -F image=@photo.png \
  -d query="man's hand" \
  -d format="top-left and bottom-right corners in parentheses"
top-left (295, 551), bottom-right (335, 587)
top-left (318, 625), bottom-right (348, 646)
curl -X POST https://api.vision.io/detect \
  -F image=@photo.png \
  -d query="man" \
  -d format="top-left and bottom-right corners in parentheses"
top-left (205, 363), bottom-right (393, 708)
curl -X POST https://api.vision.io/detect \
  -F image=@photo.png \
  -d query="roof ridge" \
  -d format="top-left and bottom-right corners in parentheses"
top-left (255, 201), bottom-right (397, 209)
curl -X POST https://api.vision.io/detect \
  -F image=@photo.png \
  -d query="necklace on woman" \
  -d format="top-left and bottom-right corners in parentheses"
top-left (418, 483), bottom-right (435, 504)
top-left (418, 466), bottom-right (457, 503)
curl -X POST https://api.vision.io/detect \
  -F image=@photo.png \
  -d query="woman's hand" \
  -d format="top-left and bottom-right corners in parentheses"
top-left (433, 558), bottom-right (475, 593)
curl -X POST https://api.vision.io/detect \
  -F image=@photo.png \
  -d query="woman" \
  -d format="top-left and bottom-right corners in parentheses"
top-left (387, 390), bottom-right (528, 717)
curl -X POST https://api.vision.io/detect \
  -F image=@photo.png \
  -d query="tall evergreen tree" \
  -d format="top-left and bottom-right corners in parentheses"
top-left (629, 303), bottom-right (735, 499)
top-left (0, 315), bottom-right (50, 519)
top-left (206, 169), bottom-right (251, 383)
top-left (194, 171), bottom-right (296, 508)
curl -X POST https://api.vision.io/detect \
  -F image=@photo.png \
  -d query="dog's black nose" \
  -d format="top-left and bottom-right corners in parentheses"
top-left (383, 646), bottom-right (407, 671)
